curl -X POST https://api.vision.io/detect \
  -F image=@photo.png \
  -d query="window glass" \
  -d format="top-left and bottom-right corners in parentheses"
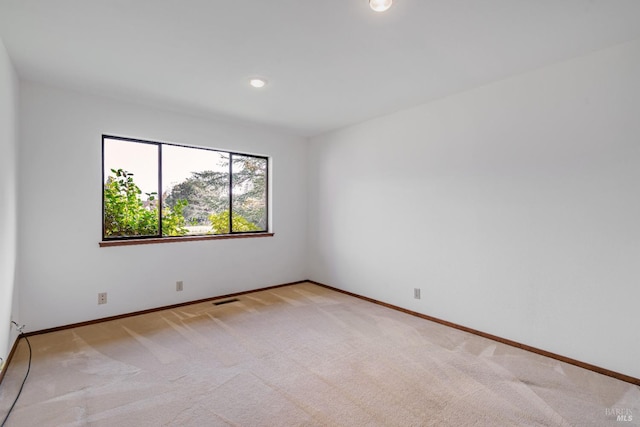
top-left (103, 138), bottom-right (159, 238)
top-left (162, 145), bottom-right (229, 235)
top-left (102, 136), bottom-right (268, 241)
top-left (232, 154), bottom-right (267, 232)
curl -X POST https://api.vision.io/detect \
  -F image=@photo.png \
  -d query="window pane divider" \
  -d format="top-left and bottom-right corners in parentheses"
top-left (229, 152), bottom-right (234, 233)
top-left (158, 143), bottom-right (163, 238)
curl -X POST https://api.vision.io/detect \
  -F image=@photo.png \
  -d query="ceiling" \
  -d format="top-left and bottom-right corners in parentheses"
top-left (1, 1), bottom-right (640, 137)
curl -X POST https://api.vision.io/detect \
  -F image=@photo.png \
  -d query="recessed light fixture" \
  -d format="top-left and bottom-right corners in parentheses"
top-left (249, 77), bottom-right (267, 88)
top-left (369, 0), bottom-right (392, 12)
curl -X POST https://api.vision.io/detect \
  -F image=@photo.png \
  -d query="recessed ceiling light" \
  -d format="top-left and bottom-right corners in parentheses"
top-left (249, 78), bottom-right (267, 88)
top-left (369, 0), bottom-right (392, 12)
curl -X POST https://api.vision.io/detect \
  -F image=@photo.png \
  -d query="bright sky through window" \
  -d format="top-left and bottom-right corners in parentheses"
top-left (103, 138), bottom-right (228, 195)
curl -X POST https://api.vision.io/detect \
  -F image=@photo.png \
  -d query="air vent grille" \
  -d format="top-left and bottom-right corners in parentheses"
top-left (213, 298), bottom-right (239, 306)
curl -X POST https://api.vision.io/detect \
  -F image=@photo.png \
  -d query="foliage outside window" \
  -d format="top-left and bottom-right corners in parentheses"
top-left (102, 135), bottom-right (268, 241)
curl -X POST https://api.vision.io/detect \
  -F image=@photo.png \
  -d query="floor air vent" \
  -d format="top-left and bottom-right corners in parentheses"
top-left (213, 298), bottom-right (239, 306)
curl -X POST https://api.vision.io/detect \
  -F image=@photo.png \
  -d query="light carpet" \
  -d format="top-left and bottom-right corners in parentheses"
top-left (1, 282), bottom-right (638, 426)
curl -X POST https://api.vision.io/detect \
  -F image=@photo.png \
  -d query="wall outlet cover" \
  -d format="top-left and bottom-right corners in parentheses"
top-left (98, 292), bottom-right (107, 304)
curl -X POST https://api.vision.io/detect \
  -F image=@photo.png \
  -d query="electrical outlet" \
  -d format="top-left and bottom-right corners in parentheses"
top-left (176, 281), bottom-right (184, 291)
top-left (11, 321), bottom-right (25, 332)
top-left (414, 288), bottom-right (421, 299)
top-left (98, 292), bottom-right (107, 305)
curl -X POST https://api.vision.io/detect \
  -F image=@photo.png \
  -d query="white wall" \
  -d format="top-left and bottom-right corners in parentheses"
top-left (17, 82), bottom-right (308, 332)
top-left (0, 38), bottom-right (19, 365)
top-left (308, 39), bottom-right (640, 379)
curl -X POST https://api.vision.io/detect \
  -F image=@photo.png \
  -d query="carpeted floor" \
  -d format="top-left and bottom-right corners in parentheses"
top-left (1, 282), bottom-right (638, 426)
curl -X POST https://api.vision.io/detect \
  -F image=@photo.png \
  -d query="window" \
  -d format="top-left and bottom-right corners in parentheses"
top-left (102, 135), bottom-right (268, 242)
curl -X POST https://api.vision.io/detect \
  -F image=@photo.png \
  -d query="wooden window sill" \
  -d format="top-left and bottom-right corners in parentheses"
top-left (99, 233), bottom-right (274, 247)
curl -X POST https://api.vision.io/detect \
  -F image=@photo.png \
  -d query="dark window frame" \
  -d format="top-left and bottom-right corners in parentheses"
top-left (101, 134), bottom-right (269, 242)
